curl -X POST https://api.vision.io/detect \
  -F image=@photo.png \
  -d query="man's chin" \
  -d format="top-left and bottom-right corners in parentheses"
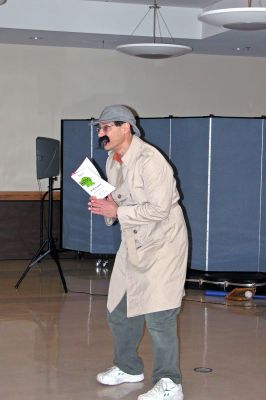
top-left (103, 142), bottom-right (112, 150)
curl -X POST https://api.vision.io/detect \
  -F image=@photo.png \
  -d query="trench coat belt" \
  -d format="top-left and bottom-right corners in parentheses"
top-left (123, 229), bottom-right (139, 266)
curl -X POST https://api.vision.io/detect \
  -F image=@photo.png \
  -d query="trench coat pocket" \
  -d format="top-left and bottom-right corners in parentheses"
top-left (133, 225), bottom-right (149, 246)
top-left (133, 223), bottom-right (165, 247)
top-left (123, 229), bottom-right (140, 266)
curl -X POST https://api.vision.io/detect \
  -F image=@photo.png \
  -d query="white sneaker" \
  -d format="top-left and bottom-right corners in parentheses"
top-left (97, 366), bottom-right (144, 386)
top-left (137, 378), bottom-right (183, 400)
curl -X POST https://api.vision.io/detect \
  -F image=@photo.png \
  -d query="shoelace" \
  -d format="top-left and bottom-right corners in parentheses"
top-left (104, 366), bottom-right (126, 376)
top-left (145, 380), bottom-right (175, 398)
top-left (103, 366), bottom-right (119, 375)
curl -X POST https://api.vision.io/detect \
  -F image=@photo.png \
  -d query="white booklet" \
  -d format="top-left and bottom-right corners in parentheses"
top-left (71, 157), bottom-right (115, 199)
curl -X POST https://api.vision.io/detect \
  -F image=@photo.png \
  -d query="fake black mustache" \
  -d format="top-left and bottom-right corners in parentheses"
top-left (99, 135), bottom-right (110, 146)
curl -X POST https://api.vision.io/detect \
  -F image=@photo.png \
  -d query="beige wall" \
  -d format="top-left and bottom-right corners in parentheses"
top-left (1, 43), bottom-right (266, 190)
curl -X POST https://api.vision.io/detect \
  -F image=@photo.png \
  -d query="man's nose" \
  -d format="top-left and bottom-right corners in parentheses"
top-left (98, 128), bottom-right (104, 137)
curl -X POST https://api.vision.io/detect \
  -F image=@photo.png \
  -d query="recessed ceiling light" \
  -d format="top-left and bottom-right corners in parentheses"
top-left (29, 36), bottom-right (43, 41)
top-left (234, 46), bottom-right (252, 52)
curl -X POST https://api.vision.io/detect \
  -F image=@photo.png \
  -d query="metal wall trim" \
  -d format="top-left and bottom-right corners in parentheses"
top-left (206, 117), bottom-right (212, 271)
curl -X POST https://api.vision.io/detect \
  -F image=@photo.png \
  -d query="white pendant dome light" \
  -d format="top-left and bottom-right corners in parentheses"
top-left (117, 43), bottom-right (192, 59)
top-left (198, 0), bottom-right (266, 31)
top-left (116, 1), bottom-right (192, 59)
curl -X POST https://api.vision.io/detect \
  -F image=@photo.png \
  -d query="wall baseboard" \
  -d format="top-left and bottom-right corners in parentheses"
top-left (0, 191), bottom-right (61, 201)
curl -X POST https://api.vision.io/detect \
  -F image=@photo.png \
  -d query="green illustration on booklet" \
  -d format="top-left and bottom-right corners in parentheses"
top-left (80, 176), bottom-right (95, 188)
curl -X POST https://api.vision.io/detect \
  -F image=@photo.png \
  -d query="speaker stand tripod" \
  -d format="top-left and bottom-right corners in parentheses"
top-left (15, 177), bottom-right (68, 293)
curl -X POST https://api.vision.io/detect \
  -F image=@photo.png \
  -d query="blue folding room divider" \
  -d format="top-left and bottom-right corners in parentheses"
top-left (61, 116), bottom-right (266, 273)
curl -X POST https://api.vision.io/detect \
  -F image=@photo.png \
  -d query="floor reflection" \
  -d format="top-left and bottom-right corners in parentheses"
top-left (0, 259), bottom-right (265, 400)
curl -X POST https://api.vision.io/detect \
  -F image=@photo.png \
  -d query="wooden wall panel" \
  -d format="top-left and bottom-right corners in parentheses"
top-left (0, 192), bottom-right (61, 260)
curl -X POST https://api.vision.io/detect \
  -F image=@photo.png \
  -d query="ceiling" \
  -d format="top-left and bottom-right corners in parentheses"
top-left (1, 0), bottom-right (266, 58)
top-left (83, 0), bottom-right (220, 6)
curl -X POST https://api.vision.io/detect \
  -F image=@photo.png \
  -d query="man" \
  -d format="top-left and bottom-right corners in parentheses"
top-left (88, 105), bottom-right (188, 400)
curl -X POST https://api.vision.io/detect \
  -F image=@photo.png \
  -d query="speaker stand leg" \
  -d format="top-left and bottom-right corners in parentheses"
top-left (15, 239), bottom-right (68, 293)
top-left (15, 177), bottom-right (68, 293)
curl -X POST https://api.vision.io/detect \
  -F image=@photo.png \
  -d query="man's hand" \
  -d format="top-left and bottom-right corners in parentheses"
top-left (88, 194), bottom-right (118, 218)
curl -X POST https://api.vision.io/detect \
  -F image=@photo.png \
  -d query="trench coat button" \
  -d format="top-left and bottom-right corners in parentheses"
top-left (133, 229), bottom-right (137, 234)
top-left (117, 194), bottom-right (122, 199)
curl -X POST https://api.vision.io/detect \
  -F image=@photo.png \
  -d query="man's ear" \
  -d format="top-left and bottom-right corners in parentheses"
top-left (123, 122), bottom-right (131, 134)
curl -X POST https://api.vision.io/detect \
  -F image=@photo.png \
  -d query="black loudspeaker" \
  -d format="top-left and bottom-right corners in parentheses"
top-left (36, 137), bottom-right (60, 179)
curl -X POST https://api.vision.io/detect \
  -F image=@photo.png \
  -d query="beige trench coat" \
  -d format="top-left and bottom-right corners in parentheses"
top-left (106, 135), bottom-right (188, 317)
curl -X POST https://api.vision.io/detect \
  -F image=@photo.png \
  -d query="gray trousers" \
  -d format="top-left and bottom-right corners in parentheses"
top-left (107, 294), bottom-right (181, 384)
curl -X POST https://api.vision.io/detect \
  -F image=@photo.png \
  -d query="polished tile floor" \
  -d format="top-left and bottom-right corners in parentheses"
top-left (0, 258), bottom-right (266, 400)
